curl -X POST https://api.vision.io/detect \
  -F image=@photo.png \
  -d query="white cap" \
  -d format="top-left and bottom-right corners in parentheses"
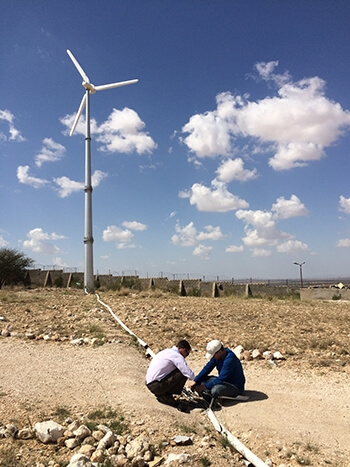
top-left (205, 339), bottom-right (223, 360)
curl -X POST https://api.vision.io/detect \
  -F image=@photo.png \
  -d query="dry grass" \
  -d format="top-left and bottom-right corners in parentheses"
top-left (1, 288), bottom-right (349, 374)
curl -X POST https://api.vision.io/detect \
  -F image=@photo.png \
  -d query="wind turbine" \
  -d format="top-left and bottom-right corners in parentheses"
top-left (66, 49), bottom-right (138, 293)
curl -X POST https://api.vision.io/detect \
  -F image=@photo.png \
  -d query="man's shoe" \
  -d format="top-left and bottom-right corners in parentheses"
top-left (156, 394), bottom-right (178, 408)
top-left (177, 403), bottom-right (191, 413)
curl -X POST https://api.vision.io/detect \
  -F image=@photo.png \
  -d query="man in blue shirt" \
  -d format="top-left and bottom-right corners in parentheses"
top-left (189, 339), bottom-right (245, 401)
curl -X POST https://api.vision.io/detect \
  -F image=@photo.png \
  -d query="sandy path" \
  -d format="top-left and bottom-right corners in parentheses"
top-left (1, 339), bottom-right (349, 464)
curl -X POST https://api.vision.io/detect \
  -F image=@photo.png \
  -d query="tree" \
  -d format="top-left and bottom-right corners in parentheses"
top-left (0, 248), bottom-right (34, 288)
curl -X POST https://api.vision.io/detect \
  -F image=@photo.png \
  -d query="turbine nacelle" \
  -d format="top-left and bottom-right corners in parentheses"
top-left (82, 81), bottom-right (97, 94)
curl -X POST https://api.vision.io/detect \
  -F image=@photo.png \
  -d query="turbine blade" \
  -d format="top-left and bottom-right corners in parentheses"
top-left (94, 79), bottom-right (138, 92)
top-left (70, 94), bottom-right (87, 136)
top-left (67, 49), bottom-right (90, 83)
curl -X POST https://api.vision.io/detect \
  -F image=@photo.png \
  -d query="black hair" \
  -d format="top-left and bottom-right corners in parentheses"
top-left (176, 339), bottom-right (191, 351)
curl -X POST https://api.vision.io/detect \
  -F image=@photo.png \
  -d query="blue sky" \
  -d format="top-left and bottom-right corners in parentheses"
top-left (2, 1), bottom-right (350, 281)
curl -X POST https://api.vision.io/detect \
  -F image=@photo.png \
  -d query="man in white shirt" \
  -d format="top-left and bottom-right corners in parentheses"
top-left (146, 340), bottom-right (195, 408)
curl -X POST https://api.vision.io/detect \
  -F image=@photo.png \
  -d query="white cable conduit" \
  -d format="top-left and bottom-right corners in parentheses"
top-left (95, 294), bottom-right (268, 467)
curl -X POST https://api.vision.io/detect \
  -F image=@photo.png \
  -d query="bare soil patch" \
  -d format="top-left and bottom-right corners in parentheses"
top-left (0, 288), bottom-right (349, 466)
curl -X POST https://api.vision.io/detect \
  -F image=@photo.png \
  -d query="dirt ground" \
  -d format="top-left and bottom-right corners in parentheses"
top-left (0, 288), bottom-right (349, 466)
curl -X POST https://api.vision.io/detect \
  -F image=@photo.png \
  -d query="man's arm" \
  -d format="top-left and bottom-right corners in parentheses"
top-left (204, 353), bottom-right (234, 390)
top-left (172, 352), bottom-right (195, 380)
top-left (195, 359), bottom-right (216, 382)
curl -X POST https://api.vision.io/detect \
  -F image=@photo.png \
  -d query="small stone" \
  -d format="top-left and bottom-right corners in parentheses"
top-left (17, 427), bottom-right (35, 439)
top-left (73, 424), bottom-right (91, 440)
top-left (165, 453), bottom-right (191, 464)
top-left (171, 435), bottom-right (192, 446)
top-left (252, 349), bottom-right (263, 359)
top-left (148, 457), bottom-right (164, 467)
top-left (96, 430), bottom-right (116, 450)
top-left (92, 430), bottom-right (105, 441)
top-left (78, 444), bottom-right (95, 457)
top-left (65, 438), bottom-right (81, 449)
top-left (263, 351), bottom-right (273, 360)
top-left (233, 345), bottom-right (245, 359)
top-left (67, 453), bottom-right (91, 467)
top-left (91, 449), bottom-right (105, 463)
top-left (67, 420), bottom-right (80, 432)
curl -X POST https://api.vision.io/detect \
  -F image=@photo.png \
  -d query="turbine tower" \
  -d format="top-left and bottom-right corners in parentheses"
top-left (66, 49), bottom-right (138, 293)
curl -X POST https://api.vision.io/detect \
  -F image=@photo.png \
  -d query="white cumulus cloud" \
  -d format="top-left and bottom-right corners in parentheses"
top-left (225, 245), bottom-right (244, 253)
top-left (339, 195), bottom-right (350, 215)
top-left (122, 221), bottom-right (148, 231)
top-left (252, 248), bottom-right (272, 257)
top-left (35, 138), bottom-right (66, 167)
top-left (102, 225), bottom-right (136, 249)
top-left (272, 195), bottom-right (308, 219)
top-left (23, 228), bottom-right (66, 255)
top-left (96, 108), bottom-right (157, 154)
top-left (235, 194), bottom-right (310, 254)
top-left (277, 240), bottom-right (309, 253)
top-left (53, 170), bottom-right (107, 198)
top-left (193, 244), bottom-right (212, 260)
top-left (61, 107), bottom-right (156, 155)
top-left (17, 166), bottom-right (49, 188)
top-left (216, 158), bottom-right (257, 183)
top-left (171, 222), bottom-right (224, 260)
top-left (181, 63), bottom-right (350, 171)
top-left (337, 238), bottom-right (350, 247)
top-left (0, 109), bottom-right (25, 142)
top-left (184, 180), bottom-right (249, 212)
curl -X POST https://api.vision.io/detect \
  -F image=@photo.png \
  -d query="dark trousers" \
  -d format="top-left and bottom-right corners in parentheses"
top-left (146, 369), bottom-right (186, 397)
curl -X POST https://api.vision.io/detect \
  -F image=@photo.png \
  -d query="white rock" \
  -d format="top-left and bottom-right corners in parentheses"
top-left (91, 449), bottom-right (105, 463)
top-left (251, 349), bottom-right (263, 359)
top-left (79, 444), bottom-right (95, 457)
top-left (273, 351), bottom-right (286, 360)
top-left (1, 424), bottom-right (17, 438)
top-left (65, 438), bottom-right (81, 449)
top-left (92, 430), bottom-right (105, 441)
top-left (67, 420), bottom-right (81, 432)
top-left (165, 453), bottom-right (191, 464)
top-left (73, 425), bottom-right (92, 440)
top-left (233, 345), bottom-right (245, 358)
top-left (263, 350), bottom-right (273, 360)
top-left (126, 439), bottom-right (145, 458)
top-left (70, 338), bottom-right (84, 345)
top-left (96, 424), bottom-right (111, 433)
top-left (96, 430), bottom-right (116, 450)
top-left (68, 453), bottom-right (95, 466)
top-left (171, 435), bottom-right (192, 445)
top-left (17, 427), bottom-right (35, 439)
top-left (35, 421), bottom-right (65, 444)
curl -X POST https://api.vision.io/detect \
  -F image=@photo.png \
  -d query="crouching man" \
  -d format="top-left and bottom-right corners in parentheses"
top-left (189, 339), bottom-right (245, 402)
top-left (146, 339), bottom-right (195, 408)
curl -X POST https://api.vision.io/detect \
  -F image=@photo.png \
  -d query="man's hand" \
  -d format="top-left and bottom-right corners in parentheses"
top-left (188, 381), bottom-right (197, 390)
top-left (194, 384), bottom-right (206, 395)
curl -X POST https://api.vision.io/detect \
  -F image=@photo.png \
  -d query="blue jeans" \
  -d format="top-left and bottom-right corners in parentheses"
top-left (203, 376), bottom-right (241, 398)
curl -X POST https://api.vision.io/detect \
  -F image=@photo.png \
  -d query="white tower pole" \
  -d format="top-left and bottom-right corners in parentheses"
top-left (84, 89), bottom-right (94, 293)
top-left (66, 50), bottom-right (138, 294)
